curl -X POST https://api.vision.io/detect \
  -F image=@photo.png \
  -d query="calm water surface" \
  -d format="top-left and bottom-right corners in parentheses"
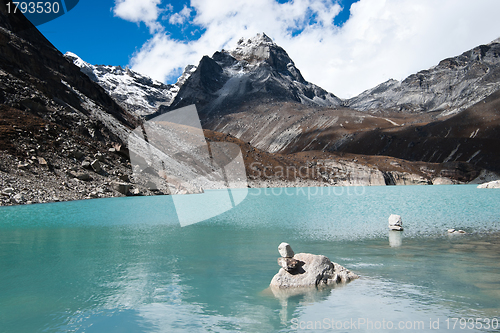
top-left (1, 185), bottom-right (500, 332)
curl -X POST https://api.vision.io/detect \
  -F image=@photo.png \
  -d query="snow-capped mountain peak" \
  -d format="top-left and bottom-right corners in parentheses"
top-left (65, 52), bottom-right (196, 117)
top-left (229, 32), bottom-right (276, 64)
top-left (165, 33), bottom-right (342, 120)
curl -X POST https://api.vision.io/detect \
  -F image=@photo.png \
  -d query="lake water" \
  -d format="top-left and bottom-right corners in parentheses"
top-left (1, 185), bottom-right (500, 332)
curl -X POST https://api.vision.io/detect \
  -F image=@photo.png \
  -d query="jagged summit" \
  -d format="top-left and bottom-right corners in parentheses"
top-left (229, 32), bottom-right (277, 63)
top-left (165, 33), bottom-right (342, 121)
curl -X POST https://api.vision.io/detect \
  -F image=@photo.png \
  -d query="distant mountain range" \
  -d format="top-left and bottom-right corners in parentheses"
top-left (1, 1), bottom-right (500, 205)
top-left (67, 33), bottom-right (500, 174)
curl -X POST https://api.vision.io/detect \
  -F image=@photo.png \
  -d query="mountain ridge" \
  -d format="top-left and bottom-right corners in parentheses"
top-left (64, 52), bottom-right (197, 117)
top-left (347, 39), bottom-right (500, 116)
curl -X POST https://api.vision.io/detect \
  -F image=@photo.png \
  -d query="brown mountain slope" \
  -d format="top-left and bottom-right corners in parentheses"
top-left (334, 89), bottom-right (500, 173)
top-left (0, 2), bottom-right (137, 143)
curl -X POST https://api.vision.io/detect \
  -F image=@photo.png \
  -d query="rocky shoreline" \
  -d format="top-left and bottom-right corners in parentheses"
top-left (2, 147), bottom-right (499, 207)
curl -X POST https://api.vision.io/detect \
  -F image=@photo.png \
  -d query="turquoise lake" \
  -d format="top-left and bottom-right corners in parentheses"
top-left (1, 185), bottom-right (500, 332)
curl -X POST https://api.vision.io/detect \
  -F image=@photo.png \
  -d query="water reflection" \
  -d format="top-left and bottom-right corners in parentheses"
top-left (388, 230), bottom-right (403, 247)
top-left (265, 285), bottom-right (334, 324)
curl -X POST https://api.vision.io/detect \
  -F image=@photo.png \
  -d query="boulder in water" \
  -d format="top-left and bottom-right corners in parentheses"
top-left (270, 244), bottom-right (358, 288)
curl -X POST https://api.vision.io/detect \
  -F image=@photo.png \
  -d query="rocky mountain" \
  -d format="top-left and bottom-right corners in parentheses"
top-left (2, 13), bottom-right (499, 207)
top-left (0, 2), bottom-right (149, 205)
top-left (347, 39), bottom-right (500, 116)
top-left (162, 33), bottom-right (342, 122)
top-left (334, 88), bottom-right (500, 174)
top-left (64, 52), bottom-right (196, 117)
top-left (161, 34), bottom-right (499, 177)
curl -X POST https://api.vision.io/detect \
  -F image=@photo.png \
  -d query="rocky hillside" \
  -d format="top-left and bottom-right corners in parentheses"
top-left (335, 89), bottom-right (500, 173)
top-left (347, 38), bottom-right (500, 116)
top-left (64, 52), bottom-right (196, 117)
top-left (0, 2), bottom-right (147, 205)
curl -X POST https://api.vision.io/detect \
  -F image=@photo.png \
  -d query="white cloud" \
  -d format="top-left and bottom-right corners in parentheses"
top-left (125, 0), bottom-right (500, 98)
top-left (169, 6), bottom-right (192, 25)
top-left (113, 0), bottom-right (163, 33)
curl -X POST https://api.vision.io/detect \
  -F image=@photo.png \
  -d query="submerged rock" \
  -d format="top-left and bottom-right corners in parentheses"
top-left (270, 244), bottom-right (358, 288)
top-left (388, 214), bottom-right (403, 231)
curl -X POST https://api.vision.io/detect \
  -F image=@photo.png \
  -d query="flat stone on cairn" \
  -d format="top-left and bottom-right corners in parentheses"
top-left (388, 214), bottom-right (403, 231)
top-left (270, 243), bottom-right (359, 288)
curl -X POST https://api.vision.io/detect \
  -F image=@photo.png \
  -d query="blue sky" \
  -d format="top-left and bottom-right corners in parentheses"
top-left (36, 0), bottom-right (500, 98)
top-left (38, 0), bottom-right (358, 66)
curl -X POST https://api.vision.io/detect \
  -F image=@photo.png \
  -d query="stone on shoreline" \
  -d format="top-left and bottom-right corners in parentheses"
top-left (477, 180), bottom-right (500, 189)
top-left (111, 181), bottom-right (131, 195)
top-left (13, 193), bottom-right (25, 203)
top-left (2, 188), bottom-right (14, 195)
top-left (388, 214), bottom-right (403, 231)
top-left (68, 171), bottom-right (91, 181)
top-left (278, 242), bottom-right (294, 258)
top-left (432, 177), bottom-right (454, 185)
top-left (270, 244), bottom-right (358, 288)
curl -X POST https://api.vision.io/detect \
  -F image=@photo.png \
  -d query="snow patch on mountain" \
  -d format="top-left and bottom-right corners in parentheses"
top-left (347, 40), bottom-right (500, 116)
top-left (65, 52), bottom-right (195, 117)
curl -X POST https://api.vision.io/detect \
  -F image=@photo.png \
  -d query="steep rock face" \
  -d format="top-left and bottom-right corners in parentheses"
top-left (166, 33), bottom-right (342, 122)
top-left (347, 40), bottom-right (500, 116)
top-left (65, 52), bottom-right (191, 117)
top-left (0, 4), bottom-right (136, 143)
top-left (0, 4), bottom-right (147, 205)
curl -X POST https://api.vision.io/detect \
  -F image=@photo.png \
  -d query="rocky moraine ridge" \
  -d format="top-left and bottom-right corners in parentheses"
top-left (1, 2), bottom-right (500, 206)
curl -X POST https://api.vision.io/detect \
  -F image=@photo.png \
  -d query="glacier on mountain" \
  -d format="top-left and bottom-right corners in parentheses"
top-left (65, 52), bottom-right (196, 117)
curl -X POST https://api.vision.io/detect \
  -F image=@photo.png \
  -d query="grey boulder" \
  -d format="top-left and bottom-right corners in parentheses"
top-left (111, 181), bottom-right (131, 195)
top-left (270, 252), bottom-right (359, 288)
top-left (477, 180), bottom-right (500, 188)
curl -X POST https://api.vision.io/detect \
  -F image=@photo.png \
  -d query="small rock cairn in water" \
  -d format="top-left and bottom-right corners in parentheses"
top-left (270, 242), bottom-right (359, 288)
top-left (388, 214), bottom-right (403, 231)
top-left (447, 228), bottom-right (466, 234)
